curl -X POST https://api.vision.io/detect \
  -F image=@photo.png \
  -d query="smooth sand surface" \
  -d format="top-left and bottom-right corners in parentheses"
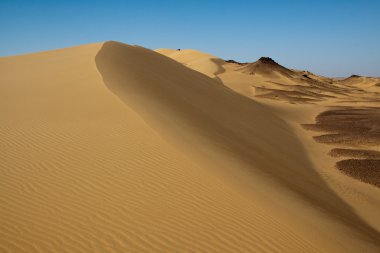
top-left (0, 42), bottom-right (379, 252)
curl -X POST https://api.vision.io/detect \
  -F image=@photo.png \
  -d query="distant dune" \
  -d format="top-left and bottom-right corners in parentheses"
top-left (0, 41), bottom-right (379, 252)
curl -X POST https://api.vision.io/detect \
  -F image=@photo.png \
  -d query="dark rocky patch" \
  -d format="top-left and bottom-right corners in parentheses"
top-left (258, 57), bottom-right (278, 65)
top-left (329, 148), bottom-right (380, 159)
top-left (225, 59), bottom-right (247, 65)
top-left (336, 159), bottom-right (380, 186)
top-left (303, 107), bottom-right (380, 187)
top-left (302, 74), bottom-right (311, 79)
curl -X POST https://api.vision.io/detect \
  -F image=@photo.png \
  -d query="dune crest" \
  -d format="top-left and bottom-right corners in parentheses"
top-left (155, 48), bottom-right (226, 79)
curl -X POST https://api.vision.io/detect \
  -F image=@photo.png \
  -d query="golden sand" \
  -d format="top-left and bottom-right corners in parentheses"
top-left (0, 41), bottom-right (379, 252)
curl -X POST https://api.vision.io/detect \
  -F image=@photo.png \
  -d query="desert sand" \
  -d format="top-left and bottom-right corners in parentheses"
top-left (0, 41), bottom-right (379, 252)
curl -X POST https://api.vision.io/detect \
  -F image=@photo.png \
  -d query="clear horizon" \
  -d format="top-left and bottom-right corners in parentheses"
top-left (1, 0), bottom-right (379, 77)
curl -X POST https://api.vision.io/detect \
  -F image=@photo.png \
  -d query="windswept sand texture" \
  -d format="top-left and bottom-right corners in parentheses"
top-left (1, 41), bottom-right (380, 252)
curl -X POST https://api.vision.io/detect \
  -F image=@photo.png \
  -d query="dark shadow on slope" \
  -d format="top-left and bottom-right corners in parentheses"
top-left (96, 41), bottom-right (380, 248)
top-left (210, 58), bottom-right (225, 83)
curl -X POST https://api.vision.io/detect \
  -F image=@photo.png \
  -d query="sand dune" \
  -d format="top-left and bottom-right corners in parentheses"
top-left (1, 41), bottom-right (379, 252)
top-left (157, 49), bottom-right (380, 105)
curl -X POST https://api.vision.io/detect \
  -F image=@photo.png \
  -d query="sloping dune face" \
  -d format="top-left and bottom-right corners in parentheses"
top-left (1, 41), bottom-right (379, 252)
top-left (155, 48), bottom-right (226, 79)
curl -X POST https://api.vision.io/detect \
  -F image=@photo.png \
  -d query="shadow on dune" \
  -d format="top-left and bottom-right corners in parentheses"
top-left (95, 41), bottom-right (380, 248)
top-left (210, 58), bottom-right (226, 83)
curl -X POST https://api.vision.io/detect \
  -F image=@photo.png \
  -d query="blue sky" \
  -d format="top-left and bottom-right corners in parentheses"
top-left (1, 0), bottom-right (379, 77)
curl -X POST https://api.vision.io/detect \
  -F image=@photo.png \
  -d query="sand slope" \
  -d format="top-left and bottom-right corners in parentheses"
top-left (0, 41), bottom-right (379, 252)
top-left (155, 48), bottom-right (225, 79)
top-left (156, 46), bottom-right (380, 246)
